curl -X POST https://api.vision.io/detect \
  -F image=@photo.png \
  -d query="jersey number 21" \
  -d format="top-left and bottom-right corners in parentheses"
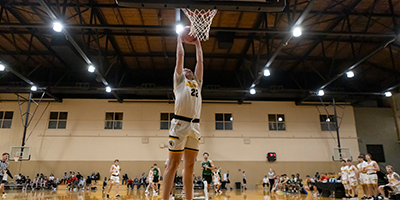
top-left (191, 88), bottom-right (199, 98)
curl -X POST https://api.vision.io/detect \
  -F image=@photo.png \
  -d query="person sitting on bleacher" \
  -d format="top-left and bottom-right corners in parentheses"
top-left (378, 165), bottom-right (400, 200)
top-left (22, 176), bottom-right (30, 191)
top-left (40, 176), bottom-right (48, 188)
top-left (32, 175), bottom-right (39, 189)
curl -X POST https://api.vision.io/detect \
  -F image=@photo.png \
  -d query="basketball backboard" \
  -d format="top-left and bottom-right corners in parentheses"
top-left (9, 146), bottom-right (31, 161)
top-left (332, 147), bottom-right (351, 161)
top-left (115, 0), bottom-right (286, 12)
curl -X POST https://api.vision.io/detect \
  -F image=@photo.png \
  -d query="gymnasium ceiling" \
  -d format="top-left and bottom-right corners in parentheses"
top-left (0, 0), bottom-right (399, 104)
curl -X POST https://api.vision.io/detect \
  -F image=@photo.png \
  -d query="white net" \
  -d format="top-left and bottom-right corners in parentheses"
top-left (14, 156), bottom-right (20, 162)
top-left (182, 9), bottom-right (217, 41)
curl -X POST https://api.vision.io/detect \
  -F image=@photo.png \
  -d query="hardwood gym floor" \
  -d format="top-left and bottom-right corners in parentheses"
top-left (4, 185), bottom-right (334, 200)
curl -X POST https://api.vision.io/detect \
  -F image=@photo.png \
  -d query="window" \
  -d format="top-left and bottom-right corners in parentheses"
top-left (48, 112), bottom-right (68, 129)
top-left (320, 115), bottom-right (336, 131)
top-left (268, 114), bottom-right (286, 131)
top-left (160, 113), bottom-right (175, 130)
top-left (366, 144), bottom-right (385, 163)
top-left (0, 111), bottom-right (14, 129)
top-left (215, 113), bottom-right (233, 130)
top-left (105, 112), bottom-right (123, 129)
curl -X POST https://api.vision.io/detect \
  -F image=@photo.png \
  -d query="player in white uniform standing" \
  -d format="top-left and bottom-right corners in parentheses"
top-left (378, 165), bottom-right (400, 200)
top-left (162, 30), bottom-right (203, 200)
top-left (341, 159), bottom-right (351, 198)
top-left (145, 166), bottom-right (155, 195)
top-left (107, 159), bottom-right (121, 199)
top-left (346, 159), bottom-right (359, 198)
top-left (357, 155), bottom-right (368, 199)
top-left (365, 154), bottom-right (380, 200)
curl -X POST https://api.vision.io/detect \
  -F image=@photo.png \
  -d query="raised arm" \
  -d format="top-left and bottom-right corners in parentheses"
top-left (175, 36), bottom-right (184, 75)
top-left (194, 40), bottom-right (203, 82)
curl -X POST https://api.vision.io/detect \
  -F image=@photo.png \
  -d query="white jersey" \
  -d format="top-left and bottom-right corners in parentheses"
top-left (357, 161), bottom-right (367, 172)
top-left (263, 178), bottom-right (269, 183)
top-left (341, 166), bottom-right (348, 180)
top-left (268, 172), bottom-right (275, 179)
top-left (347, 165), bottom-right (357, 178)
top-left (173, 72), bottom-right (202, 119)
top-left (213, 172), bottom-right (219, 184)
top-left (111, 165), bottom-right (120, 176)
top-left (365, 161), bottom-right (377, 174)
top-left (388, 172), bottom-right (400, 191)
top-left (148, 170), bottom-right (154, 180)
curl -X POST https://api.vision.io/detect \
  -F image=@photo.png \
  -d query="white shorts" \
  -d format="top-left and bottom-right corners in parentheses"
top-left (213, 181), bottom-right (219, 185)
top-left (148, 176), bottom-right (153, 183)
top-left (365, 174), bottom-right (378, 185)
top-left (342, 180), bottom-right (351, 190)
top-left (109, 176), bottom-right (120, 184)
top-left (348, 177), bottom-right (358, 187)
top-left (359, 173), bottom-right (366, 185)
top-left (168, 119), bottom-right (201, 153)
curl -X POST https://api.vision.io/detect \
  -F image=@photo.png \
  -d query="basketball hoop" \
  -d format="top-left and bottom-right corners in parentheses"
top-left (14, 156), bottom-right (20, 162)
top-left (182, 8), bottom-right (217, 41)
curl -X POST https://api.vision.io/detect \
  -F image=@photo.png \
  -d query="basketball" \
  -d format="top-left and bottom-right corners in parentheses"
top-left (181, 26), bottom-right (197, 44)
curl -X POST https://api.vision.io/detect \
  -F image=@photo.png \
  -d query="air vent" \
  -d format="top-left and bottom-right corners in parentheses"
top-left (141, 83), bottom-right (156, 89)
top-left (206, 85), bottom-right (220, 90)
top-left (75, 82), bottom-right (90, 90)
top-left (8, 82), bottom-right (25, 87)
top-left (270, 85), bottom-right (283, 91)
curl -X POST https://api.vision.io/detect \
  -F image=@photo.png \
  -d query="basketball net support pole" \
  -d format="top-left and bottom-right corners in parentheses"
top-left (16, 92), bottom-right (45, 159)
top-left (21, 92), bottom-right (32, 147)
top-left (333, 98), bottom-right (342, 159)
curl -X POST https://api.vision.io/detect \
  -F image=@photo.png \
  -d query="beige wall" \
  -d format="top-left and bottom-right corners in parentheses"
top-left (0, 96), bottom-right (359, 188)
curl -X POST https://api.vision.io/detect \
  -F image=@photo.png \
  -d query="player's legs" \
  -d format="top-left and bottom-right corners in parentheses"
top-left (162, 152), bottom-right (183, 200)
top-left (108, 183), bottom-right (113, 194)
top-left (116, 183), bottom-right (119, 195)
top-left (183, 149), bottom-right (198, 200)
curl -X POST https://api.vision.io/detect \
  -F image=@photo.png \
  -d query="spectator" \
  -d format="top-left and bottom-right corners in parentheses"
top-left (102, 177), bottom-right (108, 190)
top-left (262, 175), bottom-right (269, 191)
top-left (40, 176), bottom-right (48, 188)
top-left (62, 172), bottom-right (68, 184)
top-left (85, 176), bottom-right (92, 191)
top-left (127, 178), bottom-right (134, 190)
top-left (133, 177), bottom-right (139, 189)
top-left (304, 175), bottom-right (318, 196)
top-left (138, 173), bottom-right (146, 190)
top-left (32, 175), bottom-right (40, 189)
top-left (67, 177), bottom-right (73, 191)
top-left (314, 172), bottom-right (320, 180)
top-left (22, 176), bottom-right (30, 191)
top-left (76, 172), bottom-right (83, 180)
top-left (39, 173), bottom-right (44, 182)
top-left (122, 173), bottom-right (128, 185)
top-left (320, 173), bottom-right (328, 182)
top-left (71, 175), bottom-right (79, 189)
top-left (329, 173), bottom-right (337, 183)
top-left (95, 172), bottom-right (100, 183)
top-left (78, 176), bottom-right (85, 189)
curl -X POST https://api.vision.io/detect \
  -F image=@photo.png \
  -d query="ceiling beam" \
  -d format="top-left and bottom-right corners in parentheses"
top-left (6, 2), bottom-right (400, 18)
top-left (0, 23), bottom-right (397, 38)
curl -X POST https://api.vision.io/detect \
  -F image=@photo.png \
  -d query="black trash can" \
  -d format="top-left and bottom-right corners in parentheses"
top-left (235, 182), bottom-right (241, 189)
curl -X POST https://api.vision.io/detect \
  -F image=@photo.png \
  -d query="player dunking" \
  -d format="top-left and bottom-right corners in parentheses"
top-left (162, 31), bottom-right (204, 200)
top-left (107, 159), bottom-right (121, 199)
